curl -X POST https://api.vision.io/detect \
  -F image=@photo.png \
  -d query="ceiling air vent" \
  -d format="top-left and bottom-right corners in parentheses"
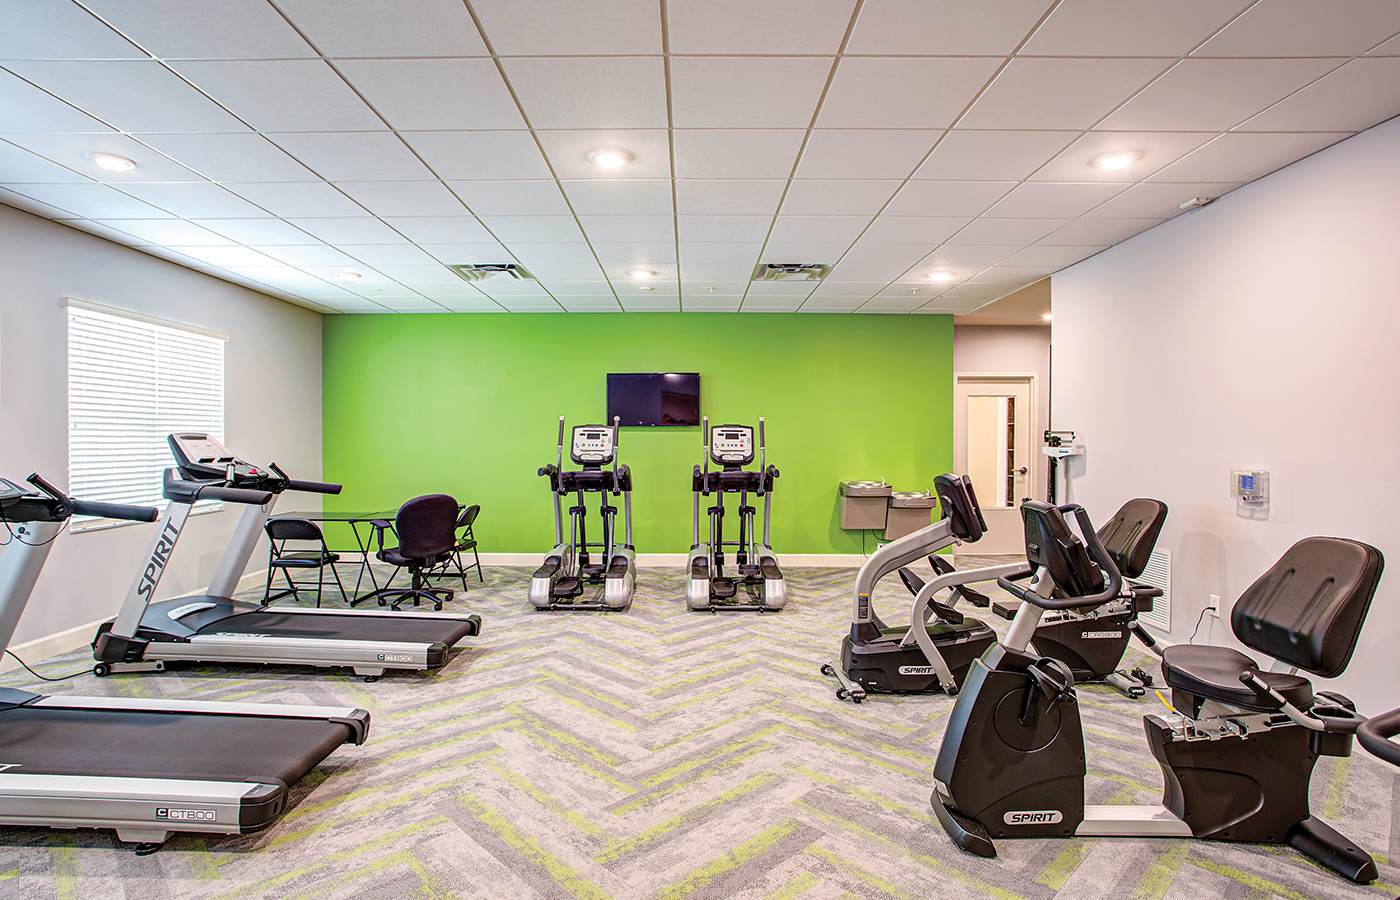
top-left (752, 263), bottom-right (832, 282)
top-left (446, 263), bottom-right (534, 283)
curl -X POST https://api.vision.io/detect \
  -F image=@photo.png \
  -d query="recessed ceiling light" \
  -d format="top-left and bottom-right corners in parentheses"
top-left (1041, 313), bottom-right (1053, 322)
top-left (337, 271), bottom-right (362, 282)
top-left (90, 152), bottom-right (136, 173)
top-left (926, 271), bottom-right (956, 282)
top-left (588, 149), bottom-right (633, 169)
top-left (637, 286), bottom-right (656, 292)
top-left (1092, 151), bottom-right (1142, 172)
top-left (628, 269), bottom-right (656, 280)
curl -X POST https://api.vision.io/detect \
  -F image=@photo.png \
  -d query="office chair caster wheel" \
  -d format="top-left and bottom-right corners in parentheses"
top-left (820, 664), bottom-right (835, 676)
top-left (93, 663), bottom-right (110, 677)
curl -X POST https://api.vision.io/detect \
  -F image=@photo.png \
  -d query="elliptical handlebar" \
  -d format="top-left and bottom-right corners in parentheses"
top-left (1001, 503), bottom-right (1123, 611)
top-left (555, 416), bottom-right (566, 471)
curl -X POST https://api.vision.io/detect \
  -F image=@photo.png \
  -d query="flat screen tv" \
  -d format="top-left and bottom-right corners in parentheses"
top-left (607, 373), bottom-right (700, 427)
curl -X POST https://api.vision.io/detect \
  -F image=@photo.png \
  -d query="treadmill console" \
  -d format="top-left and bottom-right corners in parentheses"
top-left (710, 425), bottom-right (755, 466)
top-left (570, 426), bottom-right (617, 466)
top-left (0, 478), bottom-right (62, 523)
top-left (168, 433), bottom-right (265, 483)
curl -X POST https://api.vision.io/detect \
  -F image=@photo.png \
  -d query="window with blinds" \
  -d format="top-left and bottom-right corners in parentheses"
top-left (67, 302), bottom-right (226, 521)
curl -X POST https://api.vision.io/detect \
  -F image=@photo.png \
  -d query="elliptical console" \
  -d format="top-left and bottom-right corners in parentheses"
top-left (529, 417), bottom-right (637, 611)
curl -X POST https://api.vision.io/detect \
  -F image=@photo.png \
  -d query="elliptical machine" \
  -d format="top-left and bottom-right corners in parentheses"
top-left (932, 500), bottom-right (1384, 884)
top-left (686, 417), bottom-right (785, 612)
top-left (530, 417), bottom-right (636, 611)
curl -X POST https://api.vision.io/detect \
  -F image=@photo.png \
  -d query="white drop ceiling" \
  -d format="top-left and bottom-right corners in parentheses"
top-left (2, 0), bottom-right (1399, 315)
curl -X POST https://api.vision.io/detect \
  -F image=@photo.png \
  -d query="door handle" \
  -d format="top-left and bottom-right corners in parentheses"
top-left (1017, 466), bottom-right (1028, 475)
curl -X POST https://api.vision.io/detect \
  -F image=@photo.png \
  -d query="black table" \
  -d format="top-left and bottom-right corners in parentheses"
top-left (274, 509), bottom-right (396, 602)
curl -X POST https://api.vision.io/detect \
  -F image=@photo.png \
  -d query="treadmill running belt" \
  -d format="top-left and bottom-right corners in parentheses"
top-left (198, 611), bottom-right (477, 645)
top-left (0, 708), bottom-right (352, 784)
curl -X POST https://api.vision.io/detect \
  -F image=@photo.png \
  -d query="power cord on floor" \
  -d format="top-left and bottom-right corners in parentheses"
top-left (3, 649), bottom-right (89, 682)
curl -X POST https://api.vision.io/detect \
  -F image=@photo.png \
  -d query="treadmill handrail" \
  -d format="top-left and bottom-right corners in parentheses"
top-left (163, 469), bottom-right (272, 506)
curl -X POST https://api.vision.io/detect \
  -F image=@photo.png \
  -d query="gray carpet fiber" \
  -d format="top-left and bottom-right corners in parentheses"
top-left (0, 560), bottom-right (1396, 900)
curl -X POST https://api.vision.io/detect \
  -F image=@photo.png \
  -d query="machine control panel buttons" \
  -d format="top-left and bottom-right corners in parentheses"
top-left (571, 426), bottom-right (616, 463)
top-left (710, 425), bottom-right (755, 464)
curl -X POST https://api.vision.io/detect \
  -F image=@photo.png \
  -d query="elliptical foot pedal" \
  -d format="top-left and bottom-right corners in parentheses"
top-left (552, 577), bottom-right (583, 598)
top-left (712, 577), bottom-right (737, 599)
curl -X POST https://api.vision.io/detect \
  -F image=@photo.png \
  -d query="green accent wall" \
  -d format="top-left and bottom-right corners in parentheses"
top-left (322, 313), bottom-right (953, 554)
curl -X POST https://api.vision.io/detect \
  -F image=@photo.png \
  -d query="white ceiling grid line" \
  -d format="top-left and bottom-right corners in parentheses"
top-left (0, 0), bottom-right (1394, 314)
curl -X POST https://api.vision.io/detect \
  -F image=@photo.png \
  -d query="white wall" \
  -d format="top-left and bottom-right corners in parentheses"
top-left (1051, 116), bottom-right (1400, 713)
top-left (954, 324), bottom-right (1052, 497)
top-left (0, 204), bottom-right (322, 648)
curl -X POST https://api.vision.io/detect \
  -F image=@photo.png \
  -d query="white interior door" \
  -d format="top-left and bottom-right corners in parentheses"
top-left (955, 376), bottom-right (1034, 555)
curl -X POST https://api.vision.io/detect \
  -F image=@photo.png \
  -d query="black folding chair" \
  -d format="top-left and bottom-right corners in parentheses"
top-left (263, 517), bottom-right (347, 607)
top-left (364, 494), bottom-right (458, 611)
top-left (433, 504), bottom-right (483, 590)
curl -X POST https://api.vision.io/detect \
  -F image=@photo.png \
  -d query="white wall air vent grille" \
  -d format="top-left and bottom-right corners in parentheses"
top-left (1135, 548), bottom-right (1172, 632)
top-left (751, 263), bottom-right (832, 282)
top-left (446, 263), bottom-right (534, 282)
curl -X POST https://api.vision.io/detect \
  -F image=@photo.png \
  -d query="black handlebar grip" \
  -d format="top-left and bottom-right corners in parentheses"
top-left (1359, 709), bottom-right (1400, 767)
top-left (71, 498), bottom-right (161, 522)
top-left (200, 485), bottom-right (275, 505)
top-left (283, 478), bottom-right (343, 495)
top-left (25, 472), bottom-right (67, 502)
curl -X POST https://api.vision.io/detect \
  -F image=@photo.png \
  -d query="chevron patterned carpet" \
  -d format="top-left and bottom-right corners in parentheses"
top-left (1, 560), bottom-right (1397, 900)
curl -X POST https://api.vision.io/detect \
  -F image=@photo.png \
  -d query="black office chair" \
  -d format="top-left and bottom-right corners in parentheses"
top-left (434, 503), bottom-right (483, 590)
top-left (263, 517), bottom-right (346, 607)
top-left (365, 494), bottom-right (458, 611)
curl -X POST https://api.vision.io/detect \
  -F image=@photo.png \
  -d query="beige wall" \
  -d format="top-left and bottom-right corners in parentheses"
top-left (953, 324), bottom-right (1052, 499)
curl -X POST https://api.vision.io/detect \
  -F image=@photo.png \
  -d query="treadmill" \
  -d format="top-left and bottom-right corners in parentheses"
top-left (93, 434), bottom-right (481, 682)
top-left (0, 474), bottom-right (369, 853)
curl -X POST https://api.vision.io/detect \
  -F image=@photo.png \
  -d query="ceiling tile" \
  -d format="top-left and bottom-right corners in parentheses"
top-left (678, 281), bottom-right (748, 296)
top-left (960, 58), bottom-right (1170, 130)
top-left (332, 244), bottom-right (435, 266)
top-left (884, 180), bottom-right (1014, 217)
top-left (438, 298), bottom-right (508, 313)
top-left (1001, 244), bottom-right (1106, 267)
top-left (1147, 132), bottom-right (1351, 184)
top-left (164, 245), bottom-right (282, 268)
top-left (219, 267), bottom-right (337, 290)
top-left (796, 129), bottom-right (940, 179)
top-left (520, 260), bottom-right (608, 281)
top-left (559, 298), bottom-right (625, 312)
top-left (337, 59), bottom-right (524, 131)
top-left (257, 244), bottom-right (358, 266)
top-left (284, 217), bottom-right (405, 244)
top-left (0, 187), bottom-right (85, 219)
top-left (817, 58), bottom-right (1001, 130)
top-left (380, 216), bottom-right (495, 244)
top-left (839, 242), bottom-right (933, 268)
top-left (677, 215), bottom-right (771, 243)
top-left (591, 243), bottom-right (678, 267)
top-left (0, 1), bottom-right (142, 58)
top-left (1029, 131), bottom-right (1216, 183)
top-left (984, 182), bottom-right (1126, 218)
top-left (4, 61), bottom-right (249, 133)
top-left (564, 180), bottom-right (674, 217)
top-left (846, 0), bottom-right (1050, 55)
top-left (506, 242), bottom-right (599, 266)
top-left (225, 182), bottom-right (366, 218)
top-left (170, 60), bottom-right (383, 132)
top-left (670, 58), bottom-right (832, 128)
top-left (3, 133), bottom-right (202, 183)
top-left (540, 282), bottom-right (616, 297)
top-left (746, 280), bottom-right (818, 297)
top-left (678, 243), bottom-right (762, 280)
top-left (0, 69), bottom-right (113, 134)
top-left (118, 182), bottom-right (272, 218)
top-left (808, 279), bottom-right (886, 296)
top-left (134, 132), bottom-right (316, 182)
top-left (4, 182), bottom-right (169, 221)
top-left (190, 219), bottom-right (320, 245)
top-left (759, 241), bottom-right (853, 262)
top-left (857, 215), bottom-right (967, 246)
top-left (676, 180), bottom-right (786, 216)
top-left (448, 180), bottom-right (572, 216)
top-left (1020, 0), bottom-right (1251, 56)
top-left (1080, 182), bottom-right (1237, 220)
top-left (477, 215), bottom-right (586, 243)
top-left (335, 181), bottom-right (468, 217)
top-left (1037, 217), bottom-right (1166, 245)
top-left (1369, 33), bottom-right (1400, 55)
top-left (273, 0), bottom-right (489, 58)
top-left (944, 217), bottom-right (1069, 245)
top-left (803, 291), bottom-right (873, 307)
top-left (92, 218), bottom-right (235, 245)
top-left (680, 297), bottom-right (743, 312)
top-left (1194, 0), bottom-right (1400, 57)
top-left (268, 132), bottom-right (435, 182)
top-left (967, 265), bottom-right (1056, 285)
top-left (533, 130), bottom-right (669, 179)
top-left (471, 0), bottom-right (660, 55)
top-left (859, 296), bottom-right (925, 311)
top-left (914, 131), bottom-right (1077, 181)
top-left (502, 58), bottom-right (667, 129)
top-left (415, 242), bottom-right (514, 263)
top-left (80, 0), bottom-right (317, 59)
top-left (578, 215), bottom-right (675, 243)
top-left (672, 129), bottom-right (806, 179)
top-left (780, 180), bottom-right (901, 217)
top-left (1236, 58), bottom-right (1400, 133)
top-left (765, 215), bottom-right (872, 246)
top-left (621, 299), bottom-right (681, 312)
top-left (668, 0), bottom-right (856, 54)
top-left (1099, 59), bottom-right (1342, 132)
top-left (920, 244), bottom-right (1016, 267)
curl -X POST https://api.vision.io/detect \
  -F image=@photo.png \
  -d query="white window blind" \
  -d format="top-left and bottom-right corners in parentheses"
top-left (67, 302), bottom-right (226, 515)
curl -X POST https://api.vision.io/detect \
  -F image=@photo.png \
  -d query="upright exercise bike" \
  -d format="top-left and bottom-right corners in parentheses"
top-left (932, 500), bottom-right (1384, 884)
top-left (530, 417), bottom-right (636, 611)
top-left (686, 417), bottom-right (785, 612)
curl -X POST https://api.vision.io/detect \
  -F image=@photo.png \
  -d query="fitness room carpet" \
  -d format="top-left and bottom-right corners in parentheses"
top-left (1, 559), bottom-right (1396, 900)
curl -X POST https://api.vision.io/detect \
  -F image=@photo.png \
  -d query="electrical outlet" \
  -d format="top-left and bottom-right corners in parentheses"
top-left (1206, 593), bottom-right (1220, 619)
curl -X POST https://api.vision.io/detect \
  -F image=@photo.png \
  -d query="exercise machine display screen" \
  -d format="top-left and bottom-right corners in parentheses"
top-left (711, 426), bottom-right (755, 465)
top-left (571, 426), bottom-right (616, 464)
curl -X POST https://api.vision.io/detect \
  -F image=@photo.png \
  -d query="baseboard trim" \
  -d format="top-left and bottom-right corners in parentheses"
top-left (1, 617), bottom-right (106, 674)
top-left (479, 552), bottom-right (871, 567)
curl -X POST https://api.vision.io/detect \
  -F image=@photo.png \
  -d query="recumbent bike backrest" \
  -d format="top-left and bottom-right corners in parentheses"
top-left (1230, 536), bottom-right (1383, 678)
top-left (933, 474), bottom-right (987, 543)
top-left (1096, 498), bottom-right (1167, 580)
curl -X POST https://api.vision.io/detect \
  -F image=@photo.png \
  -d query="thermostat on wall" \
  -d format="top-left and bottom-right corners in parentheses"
top-left (1231, 469), bottom-right (1269, 505)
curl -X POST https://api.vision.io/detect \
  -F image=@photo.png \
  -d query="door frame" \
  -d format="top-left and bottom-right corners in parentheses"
top-left (953, 373), bottom-right (1039, 549)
